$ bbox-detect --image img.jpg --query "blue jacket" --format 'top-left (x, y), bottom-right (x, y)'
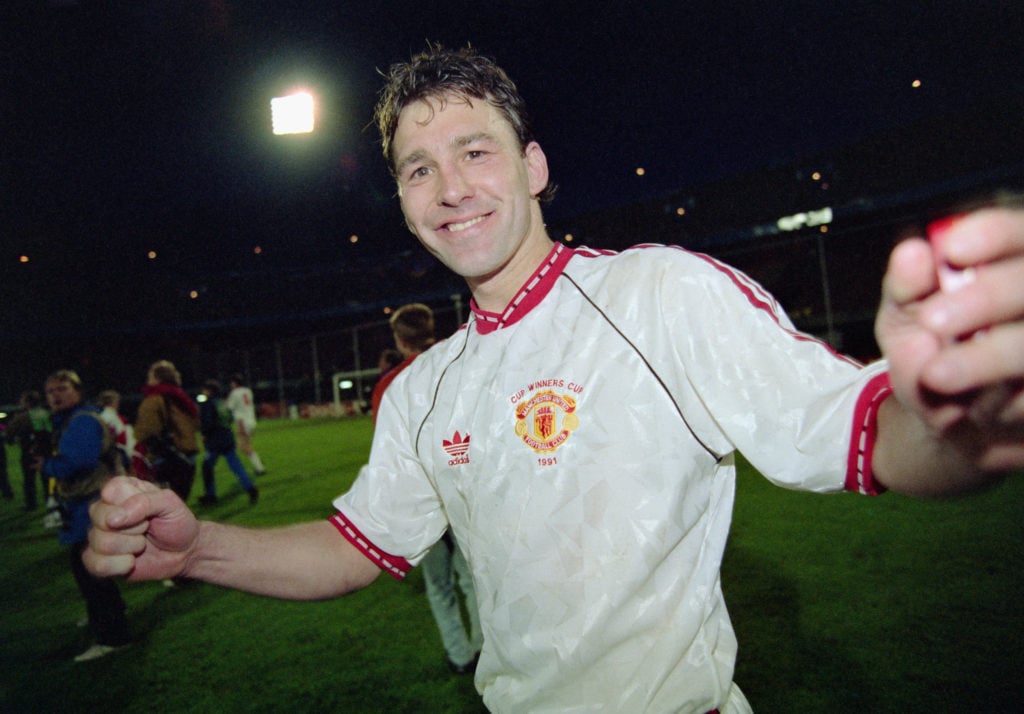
top-left (44, 404), bottom-right (105, 545)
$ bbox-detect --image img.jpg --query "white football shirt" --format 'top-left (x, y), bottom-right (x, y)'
top-left (333, 243), bottom-right (890, 713)
top-left (226, 386), bottom-right (257, 431)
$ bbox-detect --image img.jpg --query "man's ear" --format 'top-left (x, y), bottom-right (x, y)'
top-left (524, 141), bottom-right (549, 199)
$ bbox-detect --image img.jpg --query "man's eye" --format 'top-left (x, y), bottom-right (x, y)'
top-left (466, 150), bottom-right (485, 160)
top-left (409, 166), bottom-right (430, 180)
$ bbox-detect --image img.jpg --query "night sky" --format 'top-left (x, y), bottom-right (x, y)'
top-left (2, 1), bottom-right (1023, 396)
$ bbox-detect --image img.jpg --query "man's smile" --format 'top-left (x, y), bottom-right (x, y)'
top-left (441, 214), bottom-right (490, 234)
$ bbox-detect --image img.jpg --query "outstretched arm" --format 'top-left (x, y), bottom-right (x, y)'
top-left (85, 476), bottom-right (380, 599)
top-left (873, 205), bottom-right (1024, 496)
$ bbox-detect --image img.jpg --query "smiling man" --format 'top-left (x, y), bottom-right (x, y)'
top-left (392, 97), bottom-right (552, 311)
top-left (85, 45), bottom-right (1024, 713)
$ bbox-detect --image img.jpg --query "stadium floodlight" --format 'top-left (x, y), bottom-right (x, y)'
top-left (271, 92), bottom-right (315, 135)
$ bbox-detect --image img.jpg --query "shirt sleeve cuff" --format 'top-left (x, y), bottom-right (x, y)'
top-left (328, 511), bottom-right (413, 580)
top-left (844, 370), bottom-right (893, 496)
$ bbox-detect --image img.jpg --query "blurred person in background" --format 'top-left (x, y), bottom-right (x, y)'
top-left (97, 390), bottom-right (135, 475)
top-left (226, 374), bottom-right (266, 476)
top-left (379, 348), bottom-right (404, 374)
top-left (364, 348), bottom-right (405, 413)
top-left (134, 360), bottom-right (199, 501)
top-left (37, 369), bottom-right (130, 662)
top-left (197, 379), bottom-right (259, 506)
top-left (370, 305), bottom-right (435, 419)
top-left (5, 389), bottom-right (52, 511)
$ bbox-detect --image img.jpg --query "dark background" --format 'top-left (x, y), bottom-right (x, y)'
top-left (2, 1), bottom-right (1023, 402)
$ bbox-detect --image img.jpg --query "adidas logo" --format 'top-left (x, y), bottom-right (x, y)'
top-left (442, 431), bottom-right (471, 465)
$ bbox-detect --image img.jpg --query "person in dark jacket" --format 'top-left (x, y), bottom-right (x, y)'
top-left (37, 369), bottom-right (130, 662)
top-left (198, 380), bottom-right (258, 506)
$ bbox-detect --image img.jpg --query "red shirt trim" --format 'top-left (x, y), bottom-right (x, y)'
top-left (686, 247), bottom-right (861, 367)
top-left (328, 512), bottom-right (412, 580)
top-left (470, 243), bottom-right (574, 334)
top-left (845, 371), bottom-right (893, 495)
top-left (574, 244), bottom-right (863, 366)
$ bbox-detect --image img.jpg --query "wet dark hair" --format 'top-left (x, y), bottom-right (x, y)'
top-left (374, 43), bottom-right (556, 204)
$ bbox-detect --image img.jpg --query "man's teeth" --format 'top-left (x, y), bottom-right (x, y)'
top-left (447, 216), bottom-right (486, 233)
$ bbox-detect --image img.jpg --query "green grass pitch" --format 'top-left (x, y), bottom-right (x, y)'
top-left (2, 416), bottom-right (1021, 712)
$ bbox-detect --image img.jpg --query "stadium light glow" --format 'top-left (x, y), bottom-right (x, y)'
top-left (271, 92), bottom-right (315, 135)
top-left (777, 206), bottom-right (833, 232)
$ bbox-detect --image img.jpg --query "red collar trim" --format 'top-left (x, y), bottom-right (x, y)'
top-left (470, 243), bottom-right (574, 334)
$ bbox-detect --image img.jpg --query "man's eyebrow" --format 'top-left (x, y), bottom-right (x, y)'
top-left (395, 149), bottom-right (428, 178)
top-left (395, 132), bottom-right (500, 177)
top-left (452, 131), bottom-right (497, 148)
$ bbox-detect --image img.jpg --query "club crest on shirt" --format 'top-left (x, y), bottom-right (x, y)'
top-left (514, 390), bottom-right (579, 453)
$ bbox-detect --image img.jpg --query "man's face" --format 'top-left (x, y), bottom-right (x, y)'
top-left (45, 379), bottom-right (82, 413)
top-left (393, 96), bottom-right (549, 294)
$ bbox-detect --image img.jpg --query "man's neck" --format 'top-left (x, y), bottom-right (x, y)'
top-left (468, 235), bottom-right (556, 313)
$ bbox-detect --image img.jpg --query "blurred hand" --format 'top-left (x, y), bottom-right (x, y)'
top-left (876, 205), bottom-right (1024, 471)
top-left (84, 476), bottom-right (200, 581)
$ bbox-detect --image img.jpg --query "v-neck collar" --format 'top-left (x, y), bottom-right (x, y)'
top-left (469, 243), bottom-right (574, 335)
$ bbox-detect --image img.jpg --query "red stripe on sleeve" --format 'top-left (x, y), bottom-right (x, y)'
top-left (688, 248), bottom-right (861, 366)
top-left (845, 371), bottom-right (893, 495)
top-left (328, 512), bottom-right (412, 580)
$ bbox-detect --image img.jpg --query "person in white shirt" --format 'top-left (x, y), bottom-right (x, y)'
top-left (226, 374), bottom-right (266, 476)
top-left (85, 45), bottom-right (1024, 713)
top-left (97, 390), bottom-right (135, 475)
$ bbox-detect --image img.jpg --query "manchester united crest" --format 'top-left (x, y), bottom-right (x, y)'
top-left (514, 389), bottom-right (579, 453)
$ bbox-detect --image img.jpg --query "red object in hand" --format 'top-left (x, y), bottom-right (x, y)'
top-left (927, 213), bottom-right (975, 292)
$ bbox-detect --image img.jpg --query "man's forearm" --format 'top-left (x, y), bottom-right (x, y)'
top-left (184, 519), bottom-right (381, 600)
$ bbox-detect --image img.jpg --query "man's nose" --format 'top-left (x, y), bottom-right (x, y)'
top-left (437, 164), bottom-right (472, 206)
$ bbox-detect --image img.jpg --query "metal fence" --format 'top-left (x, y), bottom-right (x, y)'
top-left (192, 296), bottom-right (469, 417)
